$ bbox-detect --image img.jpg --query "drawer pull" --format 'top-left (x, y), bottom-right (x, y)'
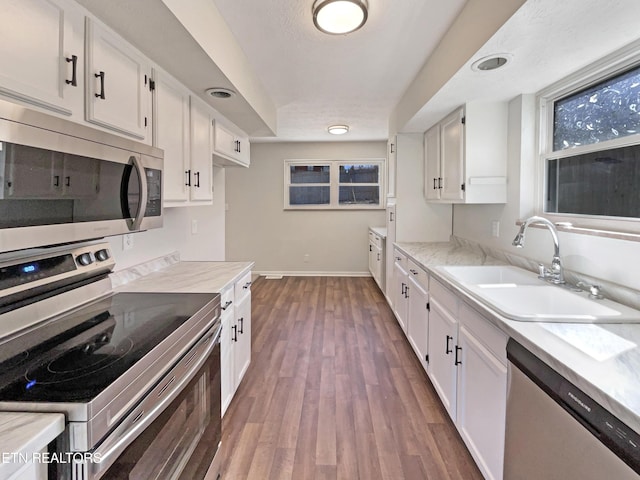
top-left (238, 317), bottom-right (244, 334)
top-left (455, 346), bottom-right (462, 365)
top-left (243, 281), bottom-right (252, 289)
top-left (410, 269), bottom-right (418, 275)
top-left (222, 300), bottom-right (233, 310)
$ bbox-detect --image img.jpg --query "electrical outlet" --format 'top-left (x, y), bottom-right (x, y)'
top-left (191, 219), bottom-right (198, 235)
top-left (491, 221), bottom-right (500, 238)
top-left (122, 233), bottom-right (134, 251)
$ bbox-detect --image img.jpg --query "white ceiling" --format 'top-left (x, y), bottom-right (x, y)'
top-left (75, 0), bottom-right (640, 143)
top-left (212, 0), bottom-right (467, 142)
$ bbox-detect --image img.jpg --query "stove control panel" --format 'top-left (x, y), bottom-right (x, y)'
top-left (0, 243), bottom-right (114, 299)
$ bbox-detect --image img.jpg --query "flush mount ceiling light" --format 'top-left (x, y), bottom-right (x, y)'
top-left (328, 125), bottom-right (349, 135)
top-left (313, 0), bottom-right (368, 35)
top-left (205, 87), bottom-right (236, 99)
top-left (471, 54), bottom-right (513, 72)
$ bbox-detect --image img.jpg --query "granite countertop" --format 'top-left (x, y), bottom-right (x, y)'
top-left (114, 261), bottom-right (255, 294)
top-left (369, 226), bottom-right (387, 239)
top-left (396, 241), bottom-right (640, 434)
top-left (0, 412), bottom-right (64, 478)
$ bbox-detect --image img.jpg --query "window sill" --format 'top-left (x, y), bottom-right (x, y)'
top-left (515, 220), bottom-right (640, 242)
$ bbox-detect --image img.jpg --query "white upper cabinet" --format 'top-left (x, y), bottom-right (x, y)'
top-left (153, 69), bottom-right (190, 203)
top-left (212, 120), bottom-right (250, 167)
top-left (424, 102), bottom-right (508, 204)
top-left (85, 18), bottom-right (151, 142)
top-left (0, 0), bottom-right (84, 118)
top-left (189, 97), bottom-right (214, 203)
top-left (153, 69), bottom-right (214, 207)
top-left (423, 124), bottom-right (441, 201)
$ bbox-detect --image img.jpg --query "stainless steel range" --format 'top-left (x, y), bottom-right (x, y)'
top-left (0, 242), bottom-right (222, 480)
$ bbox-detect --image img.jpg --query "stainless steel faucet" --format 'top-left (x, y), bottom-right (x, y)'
top-left (512, 216), bottom-right (565, 284)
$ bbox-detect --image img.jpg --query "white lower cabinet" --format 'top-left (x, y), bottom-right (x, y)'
top-left (220, 269), bottom-right (253, 417)
top-left (406, 268), bottom-right (429, 373)
top-left (427, 294), bottom-right (459, 419)
top-left (392, 250), bottom-right (409, 333)
top-left (428, 278), bottom-right (508, 480)
top-left (368, 229), bottom-right (385, 291)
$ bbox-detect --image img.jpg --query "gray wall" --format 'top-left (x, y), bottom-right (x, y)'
top-left (225, 141), bottom-right (386, 275)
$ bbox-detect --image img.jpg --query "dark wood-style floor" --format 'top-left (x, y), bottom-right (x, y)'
top-left (218, 276), bottom-right (483, 480)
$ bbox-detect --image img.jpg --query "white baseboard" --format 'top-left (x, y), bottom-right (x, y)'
top-left (255, 271), bottom-right (372, 278)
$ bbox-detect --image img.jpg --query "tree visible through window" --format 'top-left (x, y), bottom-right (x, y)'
top-left (544, 60), bottom-right (640, 220)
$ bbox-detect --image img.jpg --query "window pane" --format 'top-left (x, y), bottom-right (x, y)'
top-left (545, 144), bottom-right (640, 218)
top-left (339, 186), bottom-right (380, 205)
top-left (339, 164), bottom-right (379, 183)
top-left (289, 186), bottom-right (330, 205)
top-left (290, 165), bottom-right (330, 184)
top-left (553, 64), bottom-right (640, 151)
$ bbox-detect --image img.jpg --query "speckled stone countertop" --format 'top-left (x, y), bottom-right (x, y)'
top-left (0, 412), bottom-right (64, 478)
top-left (369, 226), bottom-right (387, 239)
top-left (114, 261), bottom-right (255, 294)
top-left (395, 240), bottom-right (640, 434)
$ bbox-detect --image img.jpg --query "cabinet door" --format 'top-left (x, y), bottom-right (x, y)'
top-left (427, 299), bottom-right (458, 420)
top-left (189, 98), bottom-right (213, 202)
top-left (440, 108), bottom-right (465, 201)
top-left (456, 325), bottom-right (507, 480)
top-left (393, 261), bottom-right (408, 334)
top-left (220, 305), bottom-right (235, 417)
top-left (407, 276), bottom-right (429, 372)
top-left (0, 0), bottom-right (83, 118)
top-left (213, 121), bottom-right (238, 159)
top-left (153, 70), bottom-right (190, 203)
top-left (424, 124), bottom-right (441, 201)
top-left (373, 244), bottom-right (383, 288)
top-left (234, 293), bottom-right (252, 387)
top-left (85, 18), bottom-right (150, 141)
top-left (387, 136), bottom-right (397, 197)
top-left (368, 239), bottom-right (376, 277)
top-left (236, 136), bottom-right (251, 167)
top-left (385, 204), bottom-right (396, 305)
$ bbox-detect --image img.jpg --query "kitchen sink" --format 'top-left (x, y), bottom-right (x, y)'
top-left (436, 265), bottom-right (640, 323)
top-left (440, 265), bottom-right (542, 286)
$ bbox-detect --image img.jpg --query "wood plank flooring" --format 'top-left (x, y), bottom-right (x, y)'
top-left (218, 276), bottom-right (483, 480)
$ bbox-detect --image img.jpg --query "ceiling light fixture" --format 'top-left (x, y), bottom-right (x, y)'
top-left (471, 54), bottom-right (513, 72)
top-left (328, 125), bottom-right (349, 135)
top-left (313, 0), bottom-right (368, 35)
top-left (205, 87), bottom-right (236, 99)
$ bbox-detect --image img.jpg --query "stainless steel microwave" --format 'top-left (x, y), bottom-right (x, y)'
top-left (0, 99), bottom-right (163, 253)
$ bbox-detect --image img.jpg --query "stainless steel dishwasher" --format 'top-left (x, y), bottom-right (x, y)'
top-left (504, 339), bottom-right (640, 480)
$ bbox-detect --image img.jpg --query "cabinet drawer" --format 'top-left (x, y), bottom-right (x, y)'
top-left (407, 258), bottom-right (428, 291)
top-left (220, 285), bottom-right (234, 312)
top-left (235, 270), bottom-right (252, 302)
top-left (459, 301), bottom-right (507, 364)
top-left (369, 231), bottom-right (382, 248)
top-left (431, 278), bottom-right (458, 317)
top-left (393, 248), bottom-right (407, 270)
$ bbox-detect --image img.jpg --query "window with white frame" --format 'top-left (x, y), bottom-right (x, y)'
top-left (284, 160), bottom-right (384, 209)
top-left (540, 48), bottom-right (640, 230)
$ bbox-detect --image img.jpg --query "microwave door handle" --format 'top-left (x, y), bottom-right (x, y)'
top-left (129, 155), bottom-right (148, 231)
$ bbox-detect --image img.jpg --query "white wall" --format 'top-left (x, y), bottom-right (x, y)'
top-left (453, 95), bottom-right (640, 292)
top-left (225, 141), bottom-right (387, 275)
top-left (109, 165), bottom-right (226, 270)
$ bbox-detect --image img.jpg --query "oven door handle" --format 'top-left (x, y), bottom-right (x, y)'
top-left (88, 322), bottom-right (221, 479)
top-left (129, 155), bottom-right (148, 231)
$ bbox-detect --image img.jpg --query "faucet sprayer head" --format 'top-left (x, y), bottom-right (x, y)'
top-left (512, 225), bottom-right (526, 248)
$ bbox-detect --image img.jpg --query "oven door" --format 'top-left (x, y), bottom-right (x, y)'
top-left (60, 322), bottom-right (222, 480)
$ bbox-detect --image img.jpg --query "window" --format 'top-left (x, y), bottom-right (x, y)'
top-left (540, 46), bottom-right (640, 230)
top-left (284, 160), bottom-right (384, 209)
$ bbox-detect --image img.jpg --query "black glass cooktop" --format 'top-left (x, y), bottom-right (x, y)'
top-left (0, 292), bottom-right (216, 403)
